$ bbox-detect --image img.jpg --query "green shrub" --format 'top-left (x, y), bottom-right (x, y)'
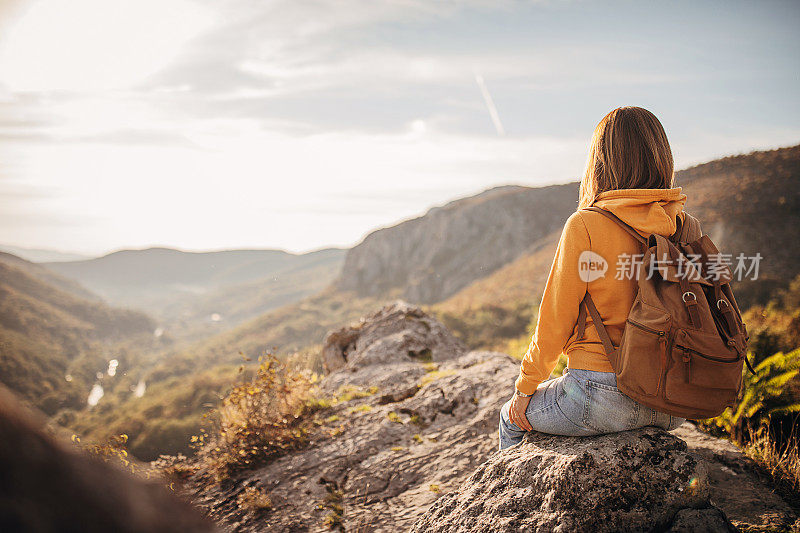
top-left (703, 349), bottom-right (800, 443)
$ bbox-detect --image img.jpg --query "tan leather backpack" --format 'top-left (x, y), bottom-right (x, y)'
top-left (576, 207), bottom-right (753, 419)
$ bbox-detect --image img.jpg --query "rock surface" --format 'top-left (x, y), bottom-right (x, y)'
top-left (411, 427), bottom-right (729, 532)
top-left (672, 424), bottom-right (800, 532)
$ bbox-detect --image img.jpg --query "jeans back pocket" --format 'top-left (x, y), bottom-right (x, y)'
top-left (584, 380), bottom-right (639, 433)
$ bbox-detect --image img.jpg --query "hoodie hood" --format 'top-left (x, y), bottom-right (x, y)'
top-left (592, 187), bottom-right (686, 237)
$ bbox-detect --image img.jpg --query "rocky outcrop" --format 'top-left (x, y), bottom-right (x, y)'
top-left (335, 184), bottom-right (578, 304)
top-left (185, 302), bottom-right (798, 532)
top-left (671, 424), bottom-right (800, 531)
top-left (193, 303), bottom-right (517, 531)
top-left (412, 428), bottom-right (732, 532)
top-left (321, 300), bottom-right (466, 375)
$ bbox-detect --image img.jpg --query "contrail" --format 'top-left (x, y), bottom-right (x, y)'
top-left (475, 73), bottom-right (505, 136)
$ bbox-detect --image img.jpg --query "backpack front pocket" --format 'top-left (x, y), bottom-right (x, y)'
top-left (616, 316), bottom-right (669, 398)
top-left (664, 344), bottom-right (742, 415)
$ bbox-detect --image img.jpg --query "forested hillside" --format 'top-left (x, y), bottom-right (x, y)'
top-left (0, 254), bottom-right (156, 414)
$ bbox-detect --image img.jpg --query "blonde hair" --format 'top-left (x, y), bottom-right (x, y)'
top-left (578, 106), bottom-right (674, 209)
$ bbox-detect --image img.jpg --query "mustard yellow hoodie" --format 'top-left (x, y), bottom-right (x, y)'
top-left (515, 187), bottom-right (689, 395)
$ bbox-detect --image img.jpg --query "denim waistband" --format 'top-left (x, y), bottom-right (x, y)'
top-left (565, 367), bottom-right (618, 387)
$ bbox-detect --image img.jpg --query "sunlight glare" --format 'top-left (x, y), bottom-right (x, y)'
top-left (0, 0), bottom-right (213, 92)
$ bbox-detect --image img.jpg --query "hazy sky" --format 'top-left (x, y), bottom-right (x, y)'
top-left (1, 0), bottom-right (798, 256)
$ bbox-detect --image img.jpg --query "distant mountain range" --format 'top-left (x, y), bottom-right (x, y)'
top-left (43, 247), bottom-right (347, 335)
top-left (0, 245), bottom-right (92, 263)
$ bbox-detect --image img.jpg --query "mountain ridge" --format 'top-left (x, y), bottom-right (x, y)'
top-left (0, 245), bottom-right (92, 263)
top-left (335, 182), bottom-right (578, 304)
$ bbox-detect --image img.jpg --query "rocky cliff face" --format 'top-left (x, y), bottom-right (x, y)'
top-left (335, 183), bottom-right (578, 304)
top-left (183, 302), bottom-right (798, 532)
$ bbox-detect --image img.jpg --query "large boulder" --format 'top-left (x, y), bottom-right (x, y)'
top-left (412, 428), bottom-right (734, 533)
top-left (321, 300), bottom-right (466, 376)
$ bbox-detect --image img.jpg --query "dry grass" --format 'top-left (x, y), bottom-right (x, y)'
top-left (72, 433), bottom-right (134, 473)
top-left (195, 353), bottom-right (318, 481)
top-left (319, 484), bottom-right (344, 531)
top-left (172, 357), bottom-right (381, 487)
top-left (743, 425), bottom-right (800, 500)
top-left (386, 411), bottom-right (403, 424)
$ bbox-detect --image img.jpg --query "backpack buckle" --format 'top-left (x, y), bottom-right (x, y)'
top-left (716, 299), bottom-right (729, 310)
top-left (682, 291), bottom-right (697, 303)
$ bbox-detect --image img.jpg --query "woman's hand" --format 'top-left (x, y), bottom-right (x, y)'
top-left (509, 392), bottom-right (533, 431)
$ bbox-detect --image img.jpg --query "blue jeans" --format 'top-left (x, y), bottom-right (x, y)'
top-left (498, 368), bottom-right (685, 450)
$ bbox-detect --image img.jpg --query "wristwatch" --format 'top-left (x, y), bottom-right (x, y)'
top-left (515, 389), bottom-right (534, 398)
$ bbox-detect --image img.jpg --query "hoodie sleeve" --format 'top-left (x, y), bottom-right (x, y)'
top-left (515, 211), bottom-right (590, 395)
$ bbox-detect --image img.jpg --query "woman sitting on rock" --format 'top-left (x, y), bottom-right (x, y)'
top-left (499, 106), bottom-right (686, 449)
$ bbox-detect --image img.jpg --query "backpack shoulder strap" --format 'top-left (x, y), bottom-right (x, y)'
top-left (578, 206), bottom-right (653, 364)
top-left (675, 212), bottom-right (702, 242)
top-left (582, 206), bottom-right (648, 246)
top-left (581, 293), bottom-right (617, 359)
top-left (577, 206), bottom-right (640, 362)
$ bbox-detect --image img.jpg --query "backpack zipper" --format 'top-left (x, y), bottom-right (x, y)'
top-left (627, 319), bottom-right (666, 337)
top-left (657, 330), bottom-right (674, 398)
top-left (673, 344), bottom-right (740, 363)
